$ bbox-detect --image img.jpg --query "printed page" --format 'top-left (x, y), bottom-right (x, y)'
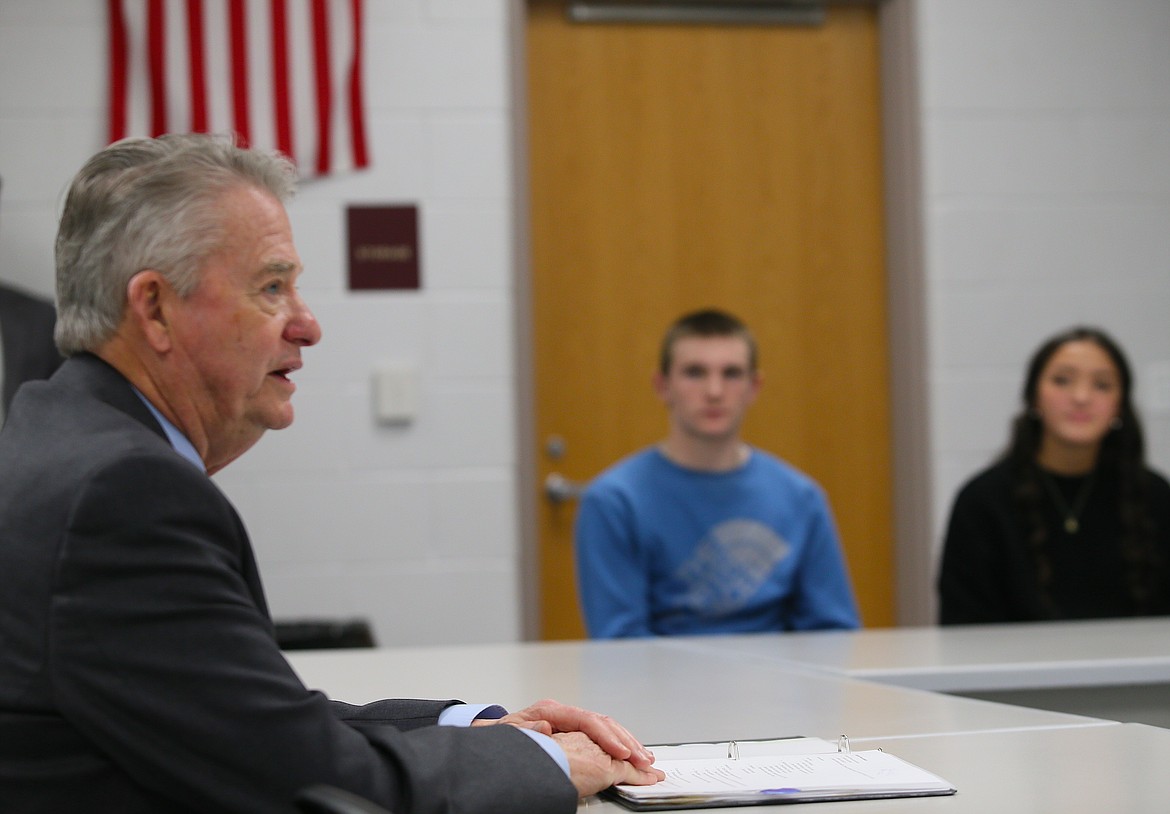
top-left (616, 750), bottom-right (954, 803)
top-left (650, 737), bottom-right (838, 762)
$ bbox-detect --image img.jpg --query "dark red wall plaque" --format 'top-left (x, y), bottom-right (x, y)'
top-left (347, 205), bottom-right (421, 290)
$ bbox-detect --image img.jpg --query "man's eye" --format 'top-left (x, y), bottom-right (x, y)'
top-left (263, 281), bottom-right (283, 295)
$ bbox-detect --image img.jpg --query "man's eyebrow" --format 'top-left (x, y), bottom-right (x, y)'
top-left (260, 260), bottom-right (300, 276)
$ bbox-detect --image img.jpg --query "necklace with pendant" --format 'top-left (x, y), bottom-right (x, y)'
top-left (1040, 470), bottom-right (1095, 534)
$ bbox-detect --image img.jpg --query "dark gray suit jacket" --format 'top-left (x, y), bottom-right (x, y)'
top-left (0, 282), bottom-right (62, 412)
top-left (0, 354), bottom-right (575, 813)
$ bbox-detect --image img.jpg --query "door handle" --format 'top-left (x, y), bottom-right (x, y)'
top-left (544, 472), bottom-right (586, 505)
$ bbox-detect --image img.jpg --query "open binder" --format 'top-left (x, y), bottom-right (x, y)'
top-left (604, 736), bottom-right (957, 810)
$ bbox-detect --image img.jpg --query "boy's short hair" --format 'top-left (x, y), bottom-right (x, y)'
top-left (659, 308), bottom-right (757, 375)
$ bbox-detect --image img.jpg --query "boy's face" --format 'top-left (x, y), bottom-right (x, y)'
top-left (655, 335), bottom-right (760, 444)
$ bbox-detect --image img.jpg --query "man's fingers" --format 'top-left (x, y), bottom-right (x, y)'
top-left (614, 761), bottom-right (667, 786)
top-left (573, 712), bottom-right (656, 768)
top-left (509, 720), bottom-right (554, 735)
top-left (510, 699), bottom-right (658, 768)
top-left (556, 731), bottom-right (664, 798)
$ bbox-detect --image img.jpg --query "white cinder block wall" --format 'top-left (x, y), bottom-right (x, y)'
top-left (2, 0), bottom-right (1168, 637)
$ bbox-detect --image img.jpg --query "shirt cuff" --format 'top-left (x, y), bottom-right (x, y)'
top-left (518, 729), bottom-right (571, 778)
top-left (437, 703), bottom-right (507, 727)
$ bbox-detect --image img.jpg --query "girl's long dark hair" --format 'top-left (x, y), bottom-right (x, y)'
top-left (1003, 326), bottom-right (1158, 616)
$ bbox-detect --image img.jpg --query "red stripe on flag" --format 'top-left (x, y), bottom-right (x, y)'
top-left (270, 0), bottom-right (294, 160)
top-left (228, 0), bottom-right (251, 147)
top-left (310, 0), bottom-right (332, 176)
top-left (186, 0), bottom-right (208, 132)
top-left (146, 0), bottom-right (167, 137)
top-left (107, 0), bottom-right (129, 143)
top-left (348, 0), bottom-right (368, 169)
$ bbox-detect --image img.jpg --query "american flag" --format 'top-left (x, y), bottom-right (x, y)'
top-left (107, 0), bottom-right (369, 179)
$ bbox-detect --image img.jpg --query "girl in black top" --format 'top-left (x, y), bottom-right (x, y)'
top-left (938, 327), bottom-right (1170, 625)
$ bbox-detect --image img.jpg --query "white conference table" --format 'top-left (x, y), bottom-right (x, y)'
top-left (662, 617), bottom-right (1170, 692)
top-left (663, 618), bottom-right (1170, 728)
top-left (286, 620), bottom-right (1170, 812)
top-left (288, 637), bottom-right (1102, 745)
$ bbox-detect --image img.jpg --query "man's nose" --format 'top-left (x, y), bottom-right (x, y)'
top-left (286, 296), bottom-right (323, 346)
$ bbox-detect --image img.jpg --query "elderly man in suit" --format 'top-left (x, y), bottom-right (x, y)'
top-left (0, 134), bottom-right (661, 813)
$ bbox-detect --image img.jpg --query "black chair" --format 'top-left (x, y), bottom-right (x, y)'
top-left (295, 784), bottom-right (393, 814)
top-left (274, 618), bottom-right (376, 651)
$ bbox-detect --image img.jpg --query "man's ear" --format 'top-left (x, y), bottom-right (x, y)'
top-left (652, 370), bottom-right (669, 403)
top-left (125, 270), bottom-right (173, 353)
top-left (746, 368), bottom-right (763, 404)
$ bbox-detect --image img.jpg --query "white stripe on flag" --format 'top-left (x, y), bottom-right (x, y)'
top-left (247, 0), bottom-right (273, 154)
top-left (204, 0), bottom-right (233, 137)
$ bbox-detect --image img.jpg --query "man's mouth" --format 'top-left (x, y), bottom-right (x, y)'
top-left (270, 362), bottom-right (301, 382)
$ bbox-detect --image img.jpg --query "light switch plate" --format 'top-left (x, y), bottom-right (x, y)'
top-left (372, 364), bottom-right (418, 425)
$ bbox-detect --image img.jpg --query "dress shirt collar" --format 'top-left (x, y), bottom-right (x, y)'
top-left (131, 387), bottom-right (205, 473)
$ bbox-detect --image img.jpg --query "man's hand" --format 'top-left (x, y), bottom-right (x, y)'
top-left (475, 698), bottom-right (657, 771)
top-left (553, 731), bottom-right (665, 798)
top-left (473, 697), bottom-right (666, 795)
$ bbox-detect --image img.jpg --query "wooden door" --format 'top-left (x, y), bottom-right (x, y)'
top-left (526, 1), bottom-right (893, 639)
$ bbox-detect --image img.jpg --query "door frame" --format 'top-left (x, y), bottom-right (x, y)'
top-left (508, 0), bottom-right (933, 635)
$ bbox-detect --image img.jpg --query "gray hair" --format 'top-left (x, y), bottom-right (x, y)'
top-left (54, 133), bottom-right (297, 355)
